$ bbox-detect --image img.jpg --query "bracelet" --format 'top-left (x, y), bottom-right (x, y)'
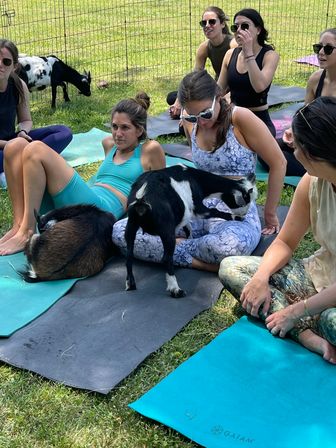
top-left (20, 129), bottom-right (28, 134)
top-left (303, 299), bottom-right (312, 317)
top-left (245, 54), bottom-right (255, 59)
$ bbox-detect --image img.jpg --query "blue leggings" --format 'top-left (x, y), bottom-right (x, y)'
top-left (0, 124), bottom-right (72, 172)
top-left (41, 171), bottom-right (125, 219)
top-left (112, 201), bottom-right (261, 267)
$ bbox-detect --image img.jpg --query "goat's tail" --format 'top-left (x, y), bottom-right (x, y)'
top-left (130, 198), bottom-right (152, 217)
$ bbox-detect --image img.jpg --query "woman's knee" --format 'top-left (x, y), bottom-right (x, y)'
top-left (22, 141), bottom-right (54, 163)
top-left (4, 137), bottom-right (29, 161)
top-left (318, 308), bottom-right (336, 345)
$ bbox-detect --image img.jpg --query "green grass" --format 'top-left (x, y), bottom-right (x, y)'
top-left (0, 1), bottom-right (324, 446)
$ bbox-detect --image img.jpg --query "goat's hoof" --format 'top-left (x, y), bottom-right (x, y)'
top-left (170, 289), bottom-right (186, 298)
top-left (125, 280), bottom-right (136, 291)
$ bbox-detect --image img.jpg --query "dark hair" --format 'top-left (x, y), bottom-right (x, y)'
top-left (292, 97), bottom-right (336, 167)
top-left (234, 8), bottom-right (274, 48)
top-left (0, 39), bottom-right (25, 104)
top-left (177, 69), bottom-right (232, 150)
top-left (320, 28), bottom-right (336, 38)
top-left (203, 6), bottom-right (231, 35)
top-left (111, 91), bottom-right (150, 140)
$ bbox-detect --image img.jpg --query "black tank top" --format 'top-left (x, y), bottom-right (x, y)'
top-left (0, 77), bottom-right (19, 141)
top-left (207, 35), bottom-right (233, 80)
top-left (227, 46), bottom-right (272, 107)
top-left (315, 70), bottom-right (326, 98)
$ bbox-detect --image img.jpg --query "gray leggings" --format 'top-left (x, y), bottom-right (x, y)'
top-left (219, 256), bottom-right (336, 344)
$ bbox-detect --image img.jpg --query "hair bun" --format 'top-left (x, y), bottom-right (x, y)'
top-left (134, 91), bottom-right (151, 111)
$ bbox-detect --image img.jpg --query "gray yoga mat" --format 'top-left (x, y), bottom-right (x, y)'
top-left (268, 84), bottom-right (305, 106)
top-left (0, 258), bottom-right (222, 394)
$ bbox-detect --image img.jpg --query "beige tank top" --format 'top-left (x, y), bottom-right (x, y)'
top-left (303, 177), bottom-right (336, 292)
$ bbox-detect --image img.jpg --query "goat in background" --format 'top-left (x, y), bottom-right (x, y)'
top-left (22, 204), bottom-right (117, 282)
top-left (18, 55), bottom-right (91, 108)
top-left (125, 164), bottom-right (257, 298)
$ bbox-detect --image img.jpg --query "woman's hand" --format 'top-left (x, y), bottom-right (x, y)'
top-left (265, 305), bottom-right (299, 337)
top-left (240, 276), bottom-right (272, 318)
top-left (17, 130), bottom-right (32, 142)
top-left (237, 29), bottom-right (254, 58)
top-left (262, 211), bottom-right (280, 235)
top-left (282, 127), bottom-right (294, 148)
top-left (169, 99), bottom-right (181, 119)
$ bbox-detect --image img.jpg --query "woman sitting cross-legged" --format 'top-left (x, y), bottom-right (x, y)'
top-left (219, 97), bottom-right (336, 364)
top-left (0, 92), bottom-right (166, 255)
top-left (112, 70), bottom-right (286, 273)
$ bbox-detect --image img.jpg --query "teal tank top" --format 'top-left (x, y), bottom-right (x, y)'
top-left (95, 143), bottom-right (144, 197)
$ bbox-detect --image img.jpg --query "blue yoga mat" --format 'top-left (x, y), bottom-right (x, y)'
top-left (0, 253), bottom-right (77, 336)
top-left (130, 316), bottom-right (336, 448)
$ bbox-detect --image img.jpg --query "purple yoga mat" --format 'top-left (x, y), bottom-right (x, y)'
top-left (294, 54), bottom-right (319, 67)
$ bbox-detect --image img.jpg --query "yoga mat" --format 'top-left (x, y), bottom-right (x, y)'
top-left (268, 84), bottom-right (305, 106)
top-left (61, 127), bottom-right (108, 167)
top-left (271, 101), bottom-right (305, 140)
top-left (0, 257), bottom-right (222, 394)
top-left (295, 54), bottom-right (319, 67)
top-left (0, 253), bottom-right (77, 336)
top-left (130, 316), bottom-right (336, 448)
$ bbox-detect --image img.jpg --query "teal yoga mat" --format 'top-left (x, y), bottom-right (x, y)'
top-left (62, 127), bottom-right (108, 167)
top-left (0, 253), bottom-right (77, 336)
top-left (130, 316), bottom-right (336, 448)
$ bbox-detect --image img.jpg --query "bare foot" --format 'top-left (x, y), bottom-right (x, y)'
top-left (298, 329), bottom-right (336, 364)
top-left (0, 225), bottom-right (20, 245)
top-left (0, 230), bottom-right (32, 256)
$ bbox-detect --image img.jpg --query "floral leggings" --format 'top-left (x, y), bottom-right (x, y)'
top-left (219, 255), bottom-right (336, 344)
top-left (112, 201), bottom-right (261, 268)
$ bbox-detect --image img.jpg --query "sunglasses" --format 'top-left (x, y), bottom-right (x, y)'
top-left (230, 23), bottom-right (249, 33)
top-left (312, 43), bottom-right (336, 56)
top-left (199, 18), bottom-right (217, 28)
top-left (181, 96), bottom-right (216, 123)
top-left (1, 57), bottom-right (13, 67)
top-left (294, 103), bottom-right (313, 131)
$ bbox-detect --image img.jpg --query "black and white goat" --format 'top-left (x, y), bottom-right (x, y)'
top-left (18, 55), bottom-right (91, 108)
top-left (125, 165), bottom-right (257, 298)
top-left (22, 204), bottom-right (117, 282)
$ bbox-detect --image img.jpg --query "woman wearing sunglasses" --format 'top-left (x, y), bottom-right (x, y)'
top-left (167, 6), bottom-right (236, 121)
top-left (217, 8), bottom-right (279, 137)
top-left (0, 39), bottom-right (72, 183)
top-left (220, 97), bottom-right (336, 364)
top-left (279, 28), bottom-right (336, 176)
top-left (112, 70), bottom-right (286, 272)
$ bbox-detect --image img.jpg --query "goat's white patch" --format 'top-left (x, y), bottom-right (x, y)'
top-left (18, 56), bottom-right (57, 90)
top-left (135, 182), bottom-right (147, 200)
top-left (45, 219), bottom-right (57, 229)
top-left (165, 273), bottom-right (180, 294)
top-left (27, 264), bottom-right (37, 279)
top-left (170, 178), bottom-right (194, 230)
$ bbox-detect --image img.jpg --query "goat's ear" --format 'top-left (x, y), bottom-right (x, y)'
top-left (87, 71), bottom-right (91, 82)
top-left (34, 209), bottom-right (42, 230)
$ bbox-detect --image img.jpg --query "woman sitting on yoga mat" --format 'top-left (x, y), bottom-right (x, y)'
top-left (167, 6), bottom-right (236, 121)
top-left (0, 92), bottom-right (165, 255)
top-left (217, 8), bottom-right (279, 137)
top-left (112, 70), bottom-right (286, 272)
top-left (279, 28), bottom-right (336, 176)
top-left (219, 97), bottom-right (336, 364)
top-left (0, 39), bottom-right (72, 182)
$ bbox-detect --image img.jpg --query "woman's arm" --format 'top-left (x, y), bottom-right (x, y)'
top-left (141, 140), bottom-right (166, 171)
top-left (266, 282), bottom-right (336, 337)
top-left (233, 107), bottom-right (286, 231)
top-left (101, 135), bottom-right (114, 156)
top-left (16, 81), bottom-right (33, 137)
top-left (217, 49), bottom-right (234, 93)
top-left (305, 70), bottom-right (321, 103)
top-left (194, 41), bottom-right (208, 71)
top-left (244, 49), bottom-right (279, 93)
top-left (241, 174), bottom-right (312, 317)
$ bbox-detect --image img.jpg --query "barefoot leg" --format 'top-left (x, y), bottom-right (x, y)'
top-left (298, 329), bottom-right (336, 364)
